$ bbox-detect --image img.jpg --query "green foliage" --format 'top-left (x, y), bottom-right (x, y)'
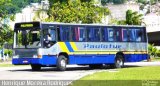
top-left (4, 49), bottom-right (13, 56)
top-left (117, 20), bottom-right (126, 25)
top-left (110, 10), bottom-right (142, 25)
top-left (101, 0), bottom-right (126, 5)
top-left (148, 44), bottom-right (160, 57)
top-left (0, 25), bottom-right (13, 47)
top-left (113, 0), bottom-right (126, 4)
top-left (0, 0), bottom-right (41, 20)
top-left (126, 10), bottom-right (143, 25)
top-left (137, 0), bottom-right (160, 5)
top-left (47, 0), bottom-right (110, 23)
top-left (101, 0), bottom-right (108, 6)
top-left (137, 0), bottom-right (147, 4)
top-left (0, 0), bottom-right (40, 48)
top-left (109, 19), bottom-right (126, 25)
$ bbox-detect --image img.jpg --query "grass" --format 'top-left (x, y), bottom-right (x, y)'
top-left (0, 63), bottom-right (17, 67)
top-left (0, 58), bottom-right (29, 67)
top-left (0, 63), bottom-right (29, 67)
top-left (71, 66), bottom-right (160, 86)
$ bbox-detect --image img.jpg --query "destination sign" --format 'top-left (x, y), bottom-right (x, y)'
top-left (20, 24), bottom-right (33, 28)
top-left (14, 22), bottom-right (40, 29)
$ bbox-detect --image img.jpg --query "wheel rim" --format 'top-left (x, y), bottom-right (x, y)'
top-left (60, 59), bottom-right (66, 67)
top-left (116, 59), bottom-right (123, 68)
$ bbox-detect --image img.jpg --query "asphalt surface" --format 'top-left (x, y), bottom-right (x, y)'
top-left (0, 62), bottom-right (159, 80)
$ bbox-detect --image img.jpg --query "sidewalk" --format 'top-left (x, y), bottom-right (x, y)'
top-left (0, 60), bottom-right (12, 64)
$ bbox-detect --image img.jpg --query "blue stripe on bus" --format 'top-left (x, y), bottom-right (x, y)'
top-left (65, 42), bottom-right (74, 52)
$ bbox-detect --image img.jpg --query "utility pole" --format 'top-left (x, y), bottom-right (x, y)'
top-left (147, 0), bottom-right (151, 13)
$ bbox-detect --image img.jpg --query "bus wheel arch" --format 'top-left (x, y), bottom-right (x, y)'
top-left (57, 52), bottom-right (68, 71)
top-left (58, 52), bottom-right (69, 64)
top-left (114, 52), bottom-right (125, 68)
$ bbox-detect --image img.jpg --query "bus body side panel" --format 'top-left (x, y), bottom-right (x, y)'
top-left (58, 42), bottom-right (148, 64)
top-left (68, 54), bottom-right (148, 64)
top-left (68, 54), bottom-right (115, 64)
top-left (124, 54), bottom-right (148, 62)
top-left (40, 55), bottom-right (57, 65)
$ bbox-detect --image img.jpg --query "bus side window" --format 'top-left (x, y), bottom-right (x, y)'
top-left (71, 26), bottom-right (82, 42)
top-left (93, 28), bottom-right (100, 41)
top-left (115, 29), bottom-right (120, 41)
top-left (108, 28), bottom-right (120, 42)
top-left (122, 29), bottom-right (128, 42)
top-left (79, 27), bottom-right (86, 41)
top-left (86, 27), bottom-right (100, 42)
top-left (49, 29), bottom-right (56, 41)
top-left (129, 29), bottom-right (136, 42)
top-left (60, 26), bottom-right (70, 41)
top-left (108, 28), bottom-right (114, 42)
top-left (135, 29), bottom-right (143, 42)
top-left (71, 27), bottom-right (76, 41)
top-left (142, 29), bottom-right (146, 42)
top-left (101, 28), bottom-right (108, 41)
top-left (86, 28), bottom-right (92, 41)
top-left (129, 29), bottom-right (143, 42)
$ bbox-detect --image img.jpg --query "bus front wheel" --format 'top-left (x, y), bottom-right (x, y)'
top-left (31, 64), bottom-right (41, 71)
top-left (57, 55), bottom-right (67, 71)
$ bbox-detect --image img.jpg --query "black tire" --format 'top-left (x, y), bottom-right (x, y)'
top-left (89, 64), bottom-right (103, 69)
top-left (31, 64), bottom-right (41, 71)
top-left (114, 55), bottom-right (124, 68)
top-left (57, 55), bottom-right (67, 71)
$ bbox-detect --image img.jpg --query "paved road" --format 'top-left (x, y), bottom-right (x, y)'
top-left (0, 62), bottom-right (159, 80)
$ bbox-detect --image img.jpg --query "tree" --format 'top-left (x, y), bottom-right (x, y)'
top-left (148, 44), bottom-right (160, 57)
top-left (113, 0), bottom-right (126, 4)
top-left (99, 0), bottom-right (128, 5)
top-left (33, 9), bottom-right (48, 21)
top-left (0, 0), bottom-right (40, 48)
top-left (126, 10), bottom-right (143, 25)
top-left (0, 25), bottom-right (13, 47)
top-left (47, 0), bottom-right (110, 23)
top-left (101, 0), bottom-right (108, 6)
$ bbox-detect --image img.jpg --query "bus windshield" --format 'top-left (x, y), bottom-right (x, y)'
top-left (15, 29), bottom-right (41, 48)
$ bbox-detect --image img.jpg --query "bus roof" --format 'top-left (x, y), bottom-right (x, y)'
top-left (15, 21), bottom-right (145, 28)
top-left (41, 22), bottom-right (145, 28)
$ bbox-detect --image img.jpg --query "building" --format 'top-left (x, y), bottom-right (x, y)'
top-left (9, 0), bottom-right (49, 29)
top-left (107, 3), bottom-right (140, 20)
top-left (143, 13), bottom-right (160, 46)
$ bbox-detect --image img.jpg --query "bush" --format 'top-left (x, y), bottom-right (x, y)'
top-left (4, 49), bottom-right (13, 57)
top-left (148, 44), bottom-right (160, 57)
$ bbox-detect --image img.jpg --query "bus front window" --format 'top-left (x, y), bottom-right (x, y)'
top-left (15, 29), bottom-right (41, 48)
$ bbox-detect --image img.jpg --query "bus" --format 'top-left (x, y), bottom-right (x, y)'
top-left (12, 22), bottom-right (148, 71)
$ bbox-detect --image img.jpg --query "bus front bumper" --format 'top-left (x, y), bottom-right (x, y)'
top-left (12, 56), bottom-right (57, 65)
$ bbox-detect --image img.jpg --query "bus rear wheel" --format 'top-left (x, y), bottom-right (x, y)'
top-left (114, 55), bottom-right (124, 68)
top-left (31, 64), bottom-right (41, 71)
top-left (57, 55), bottom-right (67, 71)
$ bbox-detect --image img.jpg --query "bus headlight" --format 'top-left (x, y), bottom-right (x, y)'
top-left (33, 55), bottom-right (38, 58)
top-left (13, 55), bottom-right (19, 58)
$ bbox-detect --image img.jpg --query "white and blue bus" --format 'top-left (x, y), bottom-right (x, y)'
top-left (12, 22), bottom-right (148, 71)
